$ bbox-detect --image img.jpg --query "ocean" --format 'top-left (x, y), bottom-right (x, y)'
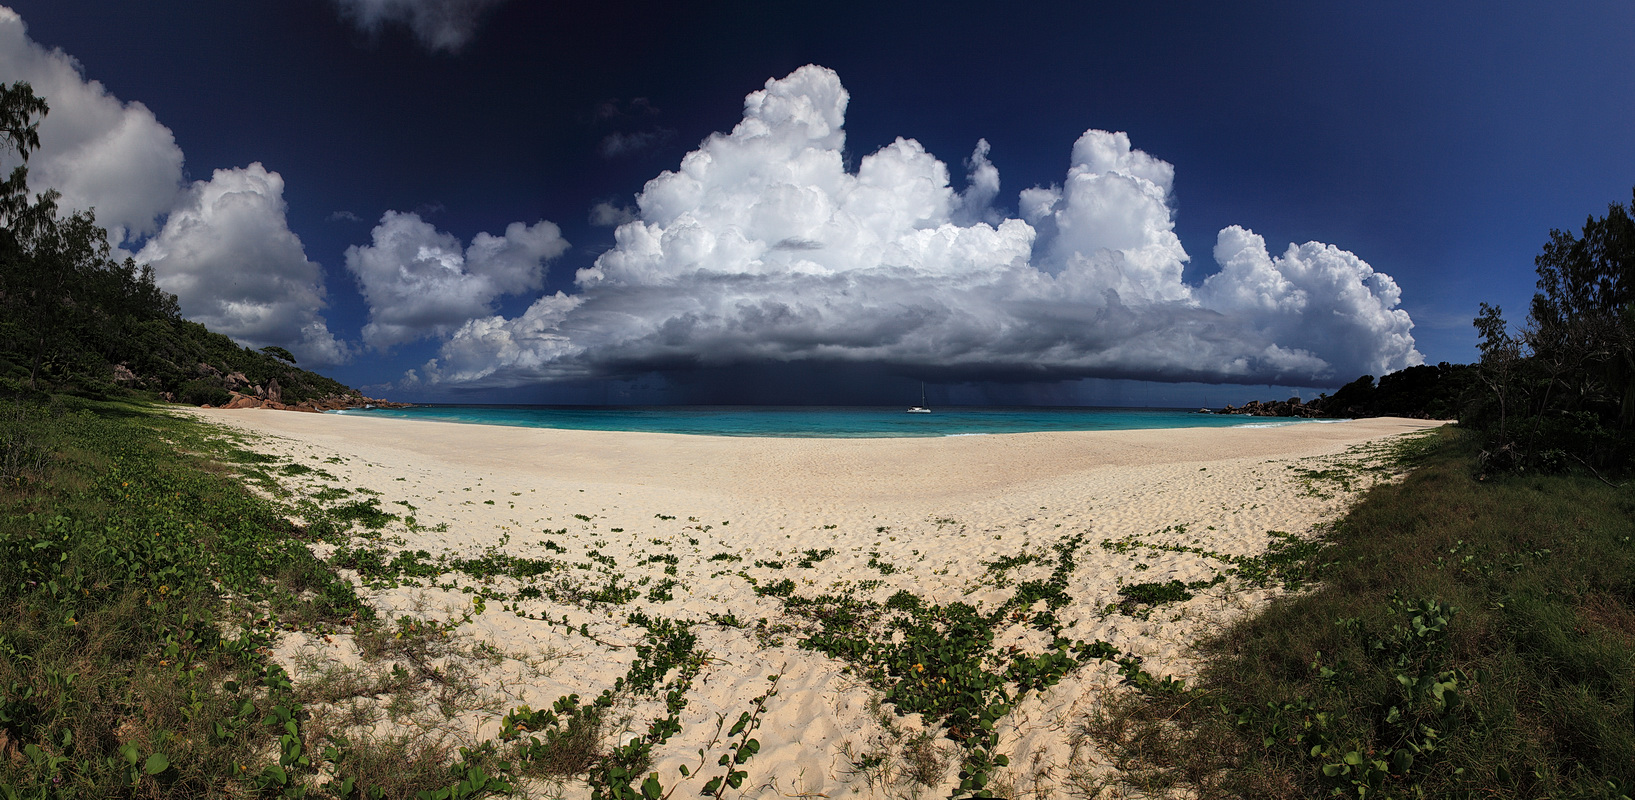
top-left (330, 405), bottom-right (1337, 438)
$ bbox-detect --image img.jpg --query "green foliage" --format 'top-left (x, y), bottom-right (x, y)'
top-left (1325, 364), bottom-right (1481, 420)
top-left (583, 614), bottom-right (706, 800)
top-left (0, 400), bottom-right (55, 486)
top-left (260, 346), bottom-right (297, 365)
top-left (796, 547), bottom-right (836, 567)
top-left (0, 80), bottom-right (49, 159)
top-left (500, 694), bottom-right (606, 777)
top-left (753, 578), bottom-right (796, 598)
top-left (1229, 363), bottom-right (1480, 420)
top-left (0, 81), bottom-right (361, 407)
top-left (865, 551), bottom-right (898, 575)
top-left (771, 532), bottom-right (1114, 796)
top-left (0, 397), bottom-right (373, 797)
top-left (1118, 579), bottom-right (1201, 614)
top-left (1088, 429), bottom-right (1635, 799)
top-left (1469, 186), bottom-right (1635, 473)
top-left (327, 498), bottom-right (398, 531)
top-left (1105, 523), bottom-right (1336, 600)
top-left (1227, 530), bottom-right (1327, 590)
top-left (172, 378), bottom-right (229, 408)
top-left (645, 577), bottom-right (678, 603)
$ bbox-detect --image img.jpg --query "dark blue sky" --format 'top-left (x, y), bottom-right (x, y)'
top-left (6, 1), bottom-right (1633, 405)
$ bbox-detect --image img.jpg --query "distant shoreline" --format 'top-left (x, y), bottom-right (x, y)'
top-left (310, 403), bottom-right (1392, 439)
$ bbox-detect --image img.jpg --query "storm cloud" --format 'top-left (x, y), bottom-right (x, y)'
top-left (416, 65), bottom-right (1420, 389)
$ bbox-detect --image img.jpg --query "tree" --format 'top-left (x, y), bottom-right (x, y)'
top-left (1472, 302), bottom-right (1524, 438)
top-left (1324, 374), bottom-right (1377, 416)
top-left (0, 82), bottom-right (113, 389)
top-left (1529, 187), bottom-right (1635, 432)
top-left (12, 204), bottom-right (112, 388)
top-left (0, 80), bottom-right (48, 224)
top-left (260, 345), bottom-right (297, 365)
top-left (0, 81), bottom-right (179, 392)
top-left (0, 81), bottom-right (357, 406)
top-left (0, 80), bottom-right (59, 389)
top-left (1470, 186), bottom-right (1635, 472)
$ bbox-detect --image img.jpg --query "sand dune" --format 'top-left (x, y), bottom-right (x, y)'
top-left (184, 408), bottom-right (1443, 798)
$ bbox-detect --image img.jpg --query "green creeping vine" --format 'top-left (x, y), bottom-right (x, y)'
top-left (767, 533), bottom-right (1108, 796)
top-left (1210, 597), bottom-right (1478, 800)
top-left (493, 612), bottom-right (712, 800)
top-left (1101, 525), bottom-right (1329, 608)
top-left (580, 614), bottom-right (707, 799)
top-left (978, 551), bottom-right (1041, 588)
top-left (1, 403), bottom-right (730, 800)
top-left (752, 577), bottom-right (796, 598)
top-left (499, 694), bottom-right (605, 779)
top-left (866, 551), bottom-right (899, 575)
top-left (676, 674), bottom-right (779, 799)
top-left (0, 404), bottom-right (384, 798)
top-left (1286, 432), bottom-right (1441, 500)
top-left (1115, 575), bottom-right (1226, 615)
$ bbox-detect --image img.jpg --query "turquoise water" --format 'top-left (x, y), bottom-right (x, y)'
top-left (332, 405), bottom-right (1336, 438)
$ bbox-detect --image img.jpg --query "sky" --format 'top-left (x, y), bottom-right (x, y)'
top-left (2, 0), bottom-right (1632, 406)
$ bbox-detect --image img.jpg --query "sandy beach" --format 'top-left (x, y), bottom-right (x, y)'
top-left (182, 408), bottom-right (1443, 798)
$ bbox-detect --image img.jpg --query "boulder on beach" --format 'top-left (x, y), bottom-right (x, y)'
top-left (223, 393), bottom-right (263, 410)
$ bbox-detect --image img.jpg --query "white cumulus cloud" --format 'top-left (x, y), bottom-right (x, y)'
top-left (136, 164), bottom-right (350, 366)
top-left (588, 200), bottom-right (637, 227)
top-left (331, 0), bottom-right (507, 52)
top-left (952, 138), bottom-right (1001, 226)
top-left (0, 7), bottom-right (183, 246)
top-left (1200, 225), bottom-right (1420, 379)
top-left (3, 7), bottom-right (354, 365)
top-left (418, 65), bottom-right (1421, 389)
top-left (1029, 129), bottom-right (1192, 304)
top-left (344, 211), bottom-right (567, 349)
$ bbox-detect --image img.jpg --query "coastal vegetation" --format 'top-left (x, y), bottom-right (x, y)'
top-left (1084, 427), bottom-right (1633, 800)
top-left (1216, 362), bottom-right (1477, 421)
top-left (1467, 188), bottom-right (1635, 475)
top-left (1228, 184), bottom-right (1634, 481)
top-left (0, 82), bottom-right (361, 408)
top-left (1102, 187), bottom-right (1634, 798)
top-left (0, 397), bottom-right (378, 797)
top-left (10, 389), bottom-right (1629, 799)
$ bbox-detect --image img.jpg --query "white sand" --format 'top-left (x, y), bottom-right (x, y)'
top-left (182, 408), bottom-right (1443, 798)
